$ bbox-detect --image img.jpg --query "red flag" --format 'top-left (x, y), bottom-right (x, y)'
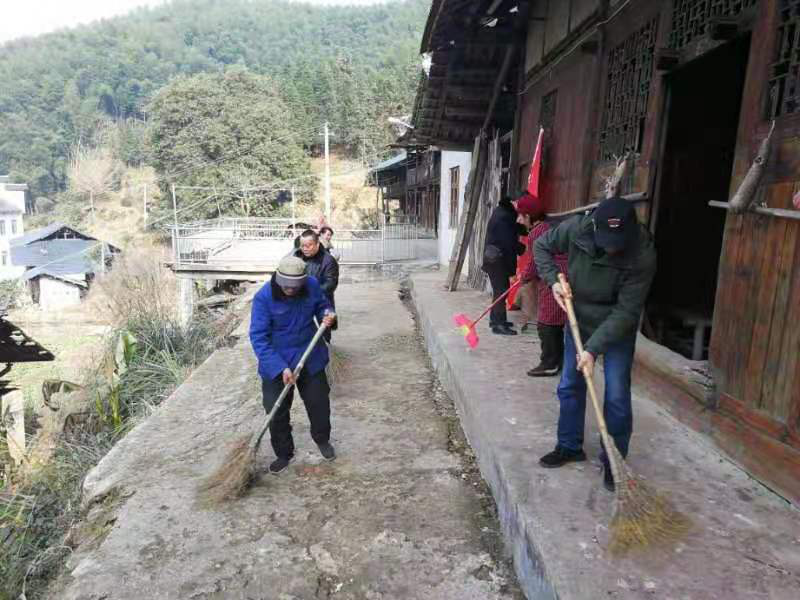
top-left (508, 127), bottom-right (545, 312)
top-left (527, 127), bottom-right (544, 198)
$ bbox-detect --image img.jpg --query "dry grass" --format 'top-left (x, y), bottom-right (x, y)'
top-left (87, 249), bottom-right (177, 327)
top-left (293, 156), bottom-right (381, 229)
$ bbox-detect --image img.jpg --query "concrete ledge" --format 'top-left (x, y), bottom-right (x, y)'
top-left (409, 271), bottom-right (800, 600)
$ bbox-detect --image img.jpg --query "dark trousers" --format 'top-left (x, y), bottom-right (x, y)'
top-left (486, 268), bottom-right (511, 328)
top-left (556, 328), bottom-right (636, 466)
top-left (538, 323), bottom-right (565, 368)
top-left (261, 369), bottom-right (331, 459)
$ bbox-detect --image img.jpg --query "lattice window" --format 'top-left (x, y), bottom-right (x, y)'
top-left (670, 0), bottom-right (759, 49)
top-left (539, 90), bottom-right (558, 131)
top-left (598, 18), bottom-right (658, 162)
top-left (768, 0), bottom-right (800, 118)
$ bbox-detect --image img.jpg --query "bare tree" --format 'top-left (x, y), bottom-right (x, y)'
top-left (67, 142), bottom-right (119, 216)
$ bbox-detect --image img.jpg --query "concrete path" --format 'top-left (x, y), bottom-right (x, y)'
top-left (409, 271), bottom-right (800, 600)
top-left (54, 280), bottom-right (522, 599)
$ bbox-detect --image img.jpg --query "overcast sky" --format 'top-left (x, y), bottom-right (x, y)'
top-left (0, 0), bottom-right (389, 43)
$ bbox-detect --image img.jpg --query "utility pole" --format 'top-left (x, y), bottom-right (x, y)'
top-left (324, 121), bottom-right (332, 222)
top-left (142, 183), bottom-right (148, 229)
top-left (171, 184), bottom-right (178, 264)
top-left (291, 187), bottom-right (297, 238)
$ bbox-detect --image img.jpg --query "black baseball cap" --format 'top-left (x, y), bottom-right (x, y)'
top-left (592, 197), bottom-right (638, 252)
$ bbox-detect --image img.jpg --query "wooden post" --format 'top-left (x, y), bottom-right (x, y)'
top-left (445, 41), bottom-right (517, 291)
top-left (446, 133), bottom-right (488, 291)
top-left (2, 390), bottom-right (25, 466)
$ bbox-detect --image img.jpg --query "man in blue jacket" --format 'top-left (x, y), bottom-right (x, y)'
top-left (249, 256), bottom-right (337, 474)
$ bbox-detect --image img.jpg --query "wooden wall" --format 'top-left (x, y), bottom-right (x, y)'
top-left (518, 49), bottom-right (601, 212)
top-left (514, 0), bottom-right (800, 502)
top-left (710, 0), bottom-right (800, 487)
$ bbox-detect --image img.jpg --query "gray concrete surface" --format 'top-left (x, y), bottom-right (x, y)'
top-left (53, 280), bottom-right (522, 600)
top-left (409, 271), bottom-right (800, 600)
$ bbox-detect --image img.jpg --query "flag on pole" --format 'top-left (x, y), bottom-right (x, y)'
top-left (508, 127), bottom-right (545, 311)
top-left (527, 126), bottom-right (544, 197)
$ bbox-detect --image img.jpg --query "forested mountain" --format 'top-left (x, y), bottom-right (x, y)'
top-left (0, 0), bottom-right (428, 198)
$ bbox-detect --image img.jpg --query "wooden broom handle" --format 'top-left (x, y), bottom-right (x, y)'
top-left (557, 273), bottom-right (612, 441)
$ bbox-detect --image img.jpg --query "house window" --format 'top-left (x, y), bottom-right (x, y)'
top-left (1, 251), bottom-right (7, 266)
top-left (768, 0), bottom-right (800, 118)
top-left (0, 221), bottom-right (5, 236)
top-left (11, 220), bottom-right (17, 235)
top-left (449, 166), bottom-right (460, 228)
top-left (598, 17), bottom-right (658, 161)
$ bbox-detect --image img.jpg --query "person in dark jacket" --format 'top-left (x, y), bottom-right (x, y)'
top-left (294, 230), bottom-right (339, 306)
top-left (533, 197), bottom-right (657, 492)
top-left (482, 196), bottom-right (527, 335)
top-left (294, 229), bottom-right (340, 339)
top-left (249, 256), bottom-right (337, 474)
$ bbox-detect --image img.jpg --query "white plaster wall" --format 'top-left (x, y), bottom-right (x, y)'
top-left (0, 185), bottom-right (27, 280)
top-left (38, 276), bottom-right (82, 310)
top-left (438, 151), bottom-right (472, 266)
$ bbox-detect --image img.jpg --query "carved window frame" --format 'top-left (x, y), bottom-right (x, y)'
top-left (768, 0), bottom-right (800, 119)
top-left (598, 18), bottom-right (659, 162)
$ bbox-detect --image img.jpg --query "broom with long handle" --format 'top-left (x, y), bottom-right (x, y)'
top-left (200, 320), bottom-right (330, 503)
top-left (557, 273), bottom-right (689, 553)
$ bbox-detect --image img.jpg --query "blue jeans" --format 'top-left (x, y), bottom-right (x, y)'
top-left (556, 328), bottom-right (636, 465)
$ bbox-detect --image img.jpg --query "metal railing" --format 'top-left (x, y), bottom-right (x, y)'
top-left (169, 214), bottom-right (421, 270)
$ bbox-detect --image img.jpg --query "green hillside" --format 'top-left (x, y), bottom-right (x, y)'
top-left (0, 0), bottom-right (428, 198)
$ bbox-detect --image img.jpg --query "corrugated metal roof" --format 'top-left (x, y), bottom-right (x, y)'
top-left (23, 268), bottom-right (89, 286)
top-left (11, 222), bottom-right (95, 247)
top-left (370, 151), bottom-right (408, 173)
top-left (11, 239), bottom-right (103, 277)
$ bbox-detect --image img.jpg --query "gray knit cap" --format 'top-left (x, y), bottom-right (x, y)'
top-left (275, 256), bottom-right (307, 288)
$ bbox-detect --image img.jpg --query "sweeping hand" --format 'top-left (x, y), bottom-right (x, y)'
top-left (576, 351), bottom-right (595, 377)
top-left (322, 312), bottom-right (336, 328)
top-left (282, 368), bottom-right (296, 386)
top-left (552, 280), bottom-right (572, 312)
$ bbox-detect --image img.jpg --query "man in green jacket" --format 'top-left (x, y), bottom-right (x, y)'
top-left (533, 197), bottom-right (657, 491)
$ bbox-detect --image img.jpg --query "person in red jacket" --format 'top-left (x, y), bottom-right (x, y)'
top-left (519, 197), bottom-right (568, 377)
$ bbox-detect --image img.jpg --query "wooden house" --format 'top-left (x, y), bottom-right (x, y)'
top-left (371, 149), bottom-right (441, 234)
top-left (410, 0), bottom-right (800, 504)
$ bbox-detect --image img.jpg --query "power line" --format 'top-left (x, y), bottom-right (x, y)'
top-left (147, 151), bottom-right (389, 228)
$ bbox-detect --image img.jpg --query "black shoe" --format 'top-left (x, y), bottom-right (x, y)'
top-left (527, 363), bottom-right (560, 377)
top-left (269, 455), bottom-right (294, 475)
top-left (491, 325), bottom-right (517, 336)
top-left (539, 446), bottom-right (587, 468)
top-left (317, 442), bottom-right (336, 461)
top-left (504, 321), bottom-right (516, 328)
top-left (603, 466), bottom-right (615, 492)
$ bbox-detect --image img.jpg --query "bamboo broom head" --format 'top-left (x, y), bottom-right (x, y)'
top-left (326, 344), bottom-right (351, 388)
top-left (606, 443), bottom-right (692, 555)
top-left (198, 434), bottom-right (257, 505)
